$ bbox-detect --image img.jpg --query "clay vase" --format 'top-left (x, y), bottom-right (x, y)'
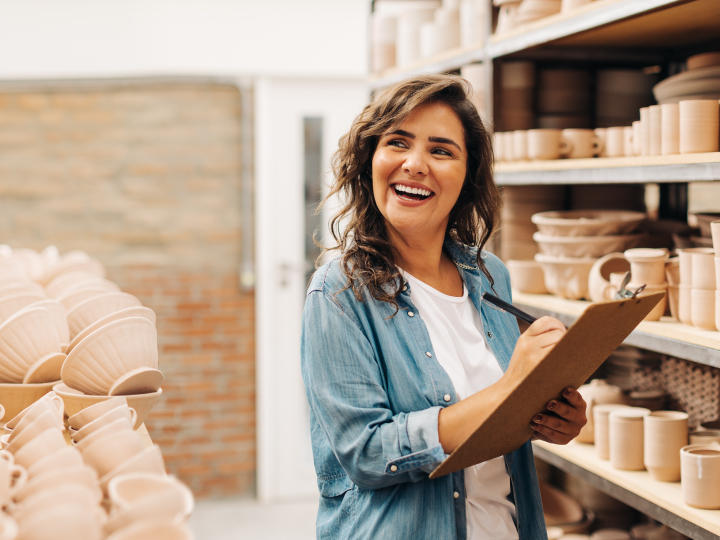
top-left (594, 404), bottom-right (630, 460)
top-left (679, 100), bottom-right (720, 154)
top-left (605, 127), bottom-right (624, 158)
top-left (681, 445), bottom-right (720, 508)
top-left (691, 288), bottom-right (715, 329)
top-left (623, 127), bottom-right (634, 157)
top-left (712, 221), bottom-right (720, 254)
top-left (640, 108), bottom-right (651, 156)
top-left (632, 120), bottom-right (642, 156)
top-left (649, 105), bottom-right (662, 156)
top-left (577, 379), bottom-right (627, 443)
top-left (679, 283), bottom-right (692, 324)
top-left (691, 249), bottom-right (716, 289)
top-left (661, 103), bottom-right (680, 155)
top-left (609, 407), bottom-right (650, 470)
top-left (643, 411), bottom-right (688, 482)
top-left (588, 253), bottom-right (630, 303)
top-left (623, 248), bottom-right (668, 285)
top-left (512, 130), bottom-right (528, 161)
top-left (527, 129), bottom-right (563, 160)
top-left (507, 260), bottom-right (547, 294)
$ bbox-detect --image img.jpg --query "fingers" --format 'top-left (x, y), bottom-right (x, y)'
top-left (531, 387), bottom-right (588, 445)
top-left (530, 418), bottom-right (575, 445)
top-left (561, 387), bottom-right (585, 409)
top-left (525, 316), bottom-right (566, 338)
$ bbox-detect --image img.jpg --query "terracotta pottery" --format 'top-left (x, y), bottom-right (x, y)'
top-left (691, 288), bottom-right (715, 329)
top-left (588, 253), bottom-right (631, 303)
top-left (66, 292), bottom-right (142, 339)
top-left (577, 380), bottom-right (627, 443)
top-left (0, 307), bottom-right (62, 384)
top-left (603, 127), bottom-right (624, 158)
top-left (67, 396), bottom-right (129, 430)
top-left (591, 530), bottom-right (630, 540)
top-left (531, 210), bottom-right (646, 237)
top-left (0, 382), bottom-right (58, 423)
top-left (660, 103), bottom-right (680, 155)
top-left (668, 285), bottom-right (680, 320)
top-left (632, 120), bottom-right (642, 156)
top-left (681, 444), bottom-right (720, 508)
top-left (75, 417), bottom-right (135, 453)
top-left (26, 446), bottom-right (84, 479)
top-left (0, 293), bottom-right (45, 325)
top-left (12, 428), bottom-right (66, 470)
top-left (512, 130), bottom-right (528, 161)
top-left (690, 249), bottom-right (716, 289)
top-left (609, 407), bottom-right (650, 470)
top-left (623, 248), bottom-right (668, 285)
top-left (53, 383), bottom-right (161, 430)
top-left (0, 451), bottom-right (26, 509)
top-left (80, 429), bottom-right (146, 478)
top-left (665, 257), bottom-right (680, 286)
top-left (534, 254), bottom-right (596, 300)
top-left (98, 445), bottom-right (167, 494)
top-left (679, 100), bottom-right (720, 153)
top-left (689, 430), bottom-right (720, 445)
top-left (5, 392), bottom-right (63, 432)
top-left (15, 500), bottom-right (103, 540)
top-left (73, 407), bottom-right (138, 444)
top-left (640, 108), bottom-right (651, 156)
top-left (622, 127), bottom-right (634, 157)
top-left (535, 233), bottom-right (644, 259)
top-left (560, 129), bottom-right (603, 159)
top-left (65, 306), bottom-right (156, 355)
top-left (527, 129), bottom-right (563, 160)
top-left (105, 520), bottom-right (193, 540)
top-left (594, 404), bottom-right (630, 460)
top-left (679, 283), bottom-right (693, 324)
top-left (643, 411), bottom-right (688, 481)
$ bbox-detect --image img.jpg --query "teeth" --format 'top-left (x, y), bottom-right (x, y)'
top-left (395, 185), bottom-right (432, 197)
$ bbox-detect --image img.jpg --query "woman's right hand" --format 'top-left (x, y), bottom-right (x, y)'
top-left (506, 316), bottom-right (566, 380)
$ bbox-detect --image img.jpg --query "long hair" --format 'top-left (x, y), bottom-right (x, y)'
top-left (322, 74), bottom-right (501, 312)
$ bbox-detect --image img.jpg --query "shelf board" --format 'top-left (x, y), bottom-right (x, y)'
top-left (495, 153), bottom-right (720, 185)
top-left (512, 292), bottom-right (720, 367)
top-left (533, 440), bottom-right (720, 540)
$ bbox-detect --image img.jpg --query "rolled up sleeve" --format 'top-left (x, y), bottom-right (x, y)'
top-left (301, 290), bottom-right (446, 490)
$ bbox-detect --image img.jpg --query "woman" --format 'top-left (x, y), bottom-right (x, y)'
top-left (301, 75), bottom-right (586, 540)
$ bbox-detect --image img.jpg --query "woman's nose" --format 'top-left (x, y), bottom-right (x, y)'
top-left (402, 149), bottom-right (429, 176)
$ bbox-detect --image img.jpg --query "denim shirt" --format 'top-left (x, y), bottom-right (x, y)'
top-left (301, 240), bottom-right (547, 540)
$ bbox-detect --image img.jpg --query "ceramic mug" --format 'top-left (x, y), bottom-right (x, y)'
top-left (623, 127), bottom-right (634, 157)
top-left (605, 127), bottom-right (625, 158)
top-left (75, 417), bottom-right (134, 452)
top-left (5, 393), bottom-right (64, 432)
top-left (26, 446), bottom-right (84, 480)
top-left (512, 130), bottom-right (528, 161)
top-left (527, 129), bottom-right (563, 160)
top-left (661, 103), bottom-right (680, 155)
top-left (679, 100), bottom-right (720, 154)
top-left (68, 396), bottom-right (129, 431)
top-left (649, 105), bottom-right (662, 156)
top-left (594, 128), bottom-right (608, 157)
top-left (643, 411), bottom-right (688, 482)
top-left (80, 429), bottom-right (146, 478)
top-left (640, 107), bottom-right (651, 156)
top-left (681, 445), bottom-right (720, 508)
top-left (691, 288), bottom-right (715, 329)
top-left (72, 406), bottom-right (138, 444)
top-left (560, 129), bottom-right (603, 159)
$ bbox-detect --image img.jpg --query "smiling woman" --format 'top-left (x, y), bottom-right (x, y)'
top-left (300, 75), bottom-right (586, 540)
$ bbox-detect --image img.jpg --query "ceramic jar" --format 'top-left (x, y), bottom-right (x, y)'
top-left (681, 444), bottom-right (720, 508)
top-left (649, 105), bottom-right (662, 156)
top-left (507, 260), bottom-right (547, 294)
top-left (679, 100), bottom-right (720, 154)
top-left (577, 380), bottom-right (627, 443)
top-left (623, 248), bottom-right (668, 285)
top-left (593, 404), bottom-right (630, 460)
top-left (660, 103), bottom-right (680, 155)
top-left (609, 407), bottom-right (650, 470)
top-left (691, 288), bottom-right (715, 329)
top-left (643, 411), bottom-right (688, 482)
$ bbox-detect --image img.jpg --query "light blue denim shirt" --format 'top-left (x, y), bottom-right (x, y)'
top-left (301, 239), bottom-right (547, 539)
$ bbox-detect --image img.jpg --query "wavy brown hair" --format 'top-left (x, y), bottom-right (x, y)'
top-left (322, 74), bottom-right (501, 311)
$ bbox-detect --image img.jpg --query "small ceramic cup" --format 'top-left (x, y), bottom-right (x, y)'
top-left (679, 100), bottom-right (720, 154)
top-left (691, 288), bottom-right (715, 329)
top-left (72, 406), bottom-right (138, 444)
top-left (643, 411), bottom-right (688, 482)
top-left (665, 257), bottom-right (680, 286)
top-left (594, 404), bottom-right (630, 460)
top-left (512, 130), bottom-right (528, 161)
top-left (0, 450), bottom-right (26, 508)
top-left (80, 429), bottom-right (146, 478)
top-left (623, 126), bottom-right (634, 157)
top-left (594, 128), bottom-right (608, 157)
top-left (681, 444), bottom-right (720, 508)
top-left (609, 407), bottom-right (650, 470)
top-left (712, 221), bottom-right (720, 254)
top-left (506, 260), bottom-right (547, 294)
top-left (679, 283), bottom-right (693, 325)
top-left (13, 428), bottom-right (66, 470)
top-left (6, 411), bottom-right (61, 454)
top-left (691, 249), bottom-right (716, 290)
top-left (661, 103), bottom-right (680, 155)
top-left (5, 392), bottom-right (64, 432)
top-left (640, 107), bottom-right (651, 156)
top-left (605, 127), bottom-right (625, 158)
top-left (623, 248), bottom-right (668, 285)
top-left (527, 129), bottom-right (563, 160)
top-left (26, 446), bottom-right (84, 480)
top-left (628, 282), bottom-right (667, 321)
top-left (502, 132), bottom-right (515, 161)
top-left (68, 396), bottom-right (129, 431)
top-left (632, 120), bottom-right (642, 156)
top-left (560, 129), bottom-right (604, 159)
top-left (648, 105), bottom-right (662, 156)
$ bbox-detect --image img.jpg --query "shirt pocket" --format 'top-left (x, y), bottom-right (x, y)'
top-left (318, 473), bottom-right (354, 498)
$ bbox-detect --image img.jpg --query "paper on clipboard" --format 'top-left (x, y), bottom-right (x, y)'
top-left (429, 291), bottom-right (665, 479)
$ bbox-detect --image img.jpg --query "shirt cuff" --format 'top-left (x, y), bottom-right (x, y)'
top-left (385, 407), bottom-right (446, 475)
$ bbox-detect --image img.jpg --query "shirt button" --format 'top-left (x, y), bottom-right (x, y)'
top-left (487, 331), bottom-right (492, 338)
top-left (426, 352), bottom-right (432, 358)
top-left (390, 465), bottom-right (398, 472)
top-left (408, 311), bottom-right (414, 317)
top-left (402, 285), bottom-right (408, 292)
top-left (444, 394), bottom-right (451, 402)
top-left (454, 491), bottom-right (460, 499)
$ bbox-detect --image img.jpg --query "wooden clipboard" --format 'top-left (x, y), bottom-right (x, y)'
top-left (429, 291), bottom-right (665, 479)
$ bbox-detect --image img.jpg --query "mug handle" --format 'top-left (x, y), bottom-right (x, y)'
top-left (593, 136), bottom-right (605, 156)
top-left (50, 394), bottom-right (65, 421)
top-left (9, 464), bottom-right (27, 492)
top-left (129, 407), bottom-right (138, 429)
top-left (0, 450), bottom-right (13, 466)
top-left (559, 138), bottom-right (573, 157)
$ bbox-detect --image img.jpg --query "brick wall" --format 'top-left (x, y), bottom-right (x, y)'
top-left (0, 82), bottom-right (255, 498)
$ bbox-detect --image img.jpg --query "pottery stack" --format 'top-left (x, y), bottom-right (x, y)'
top-left (677, 247), bottom-right (716, 329)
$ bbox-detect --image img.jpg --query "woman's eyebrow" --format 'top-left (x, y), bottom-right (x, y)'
top-left (429, 136), bottom-right (461, 151)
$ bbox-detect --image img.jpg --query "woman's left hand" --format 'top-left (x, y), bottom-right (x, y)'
top-left (530, 387), bottom-right (587, 445)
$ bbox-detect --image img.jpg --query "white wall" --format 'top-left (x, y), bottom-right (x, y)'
top-left (0, 0), bottom-right (369, 80)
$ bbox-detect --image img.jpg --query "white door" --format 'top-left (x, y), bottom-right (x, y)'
top-left (255, 77), bottom-right (368, 502)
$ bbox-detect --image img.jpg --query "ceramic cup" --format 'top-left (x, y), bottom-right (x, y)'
top-left (72, 406), bottom-right (138, 444)
top-left (512, 130), bottom-right (528, 161)
top-left (527, 129), bottom-right (563, 160)
top-left (13, 464), bottom-right (100, 504)
top-left (0, 450), bottom-right (26, 508)
top-left (594, 128), bottom-right (608, 157)
top-left (643, 411), bottom-right (688, 482)
top-left (712, 221), bottom-right (720, 254)
top-left (623, 126), bottom-right (634, 157)
top-left (493, 133), bottom-right (504, 162)
top-left (661, 103), bottom-right (680, 155)
top-left (691, 288), bottom-right (715, 329)
top-left (691, 249), bottom-right (716, 289)
top-left (628, 282), bottom-right (668, 321)
top-left (593, 404), bottom-right (630, 460)
top-left (13, 428), bottom-right (66, 470)
top-left (0, 513), bottom-right (17, 540)
top-left (605, 127), bottom-right (624, 158)
top-left (681, 445), bottom-right (720, 508)
top-left (649, 105), bottom-right (662, 156)
top-left (624, 248), bottom-right (668, 285)
top-left (6, 411), bottom-right (61, 454)
top-left (679, 100), bottom-right (720, 154)
top-left (68, 396), bottom-right (129, 431)
top-left (76, 417), bottom-right (134, 452)
top-left (689, 430), bottom-right (720, 446)
top-left (5, 392), bottom-right (64, 432)
top-left (80, 429), bottom-right (145, 478)
top-left (502, 132), bottom-right (515, 161)
top-left (15, 501), bottom-right (103, 540)
top-left (679, 283), bottom-right (693, 325)
top-left (26, 446), bottom-right (84, 480)
top-left (668, 285), bottom-right (680, 320)
top-left (560, 129), bottom-right (603, 159)
top-left (632, 120), bottom-right (642, 156)
top-left (609, 407), bottom-right (650, 470)
top-left (665, 257), bottom-right (680, 286)
top-left (640, 107), bottom-right (651, 156)
top-left (12, 483), bottom-right (100, 524)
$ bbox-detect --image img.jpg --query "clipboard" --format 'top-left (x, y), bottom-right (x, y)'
top-left (429, 291), bottom-right (665, 479)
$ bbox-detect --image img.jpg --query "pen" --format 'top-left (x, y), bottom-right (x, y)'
top-left (481, 292), bottom-right (537, 325)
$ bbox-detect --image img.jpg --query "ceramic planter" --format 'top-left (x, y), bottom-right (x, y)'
top-left (691, 288), bottom-right (715, 329)
top-left (681, 445), bottom-right (720, 508)
top-left (588, 253), bottom-right (631, 303)
top-left (577, 380), bottom-right (627, 443)
top-left (609, 407), bottom-right (650, 470)
top-left (507, 260), bottom-right (547, 294)
top-left (643, 411), bottom-right (688, 481)
top-left (623, 248), bottom-right (668, 285)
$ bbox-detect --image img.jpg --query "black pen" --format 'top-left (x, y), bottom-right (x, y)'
top-left (481, 292), bottom-right (537, 325)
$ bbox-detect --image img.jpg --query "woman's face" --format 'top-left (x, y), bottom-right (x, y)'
top-left (372, 102), bottom-right (467, 246)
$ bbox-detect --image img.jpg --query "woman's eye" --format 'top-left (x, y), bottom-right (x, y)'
top-left (432, 148), bottom-right (452, 156)
top-left (387, 139), bottom-right (406, 148)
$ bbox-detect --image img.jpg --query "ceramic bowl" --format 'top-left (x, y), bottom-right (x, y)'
top-left (53, 383), bottom-right (162, 429)
top-left (0, 293), bottom-right (45, 324)
top-left (98, 445), bottom-right (166, 494)
top-left (44, 271), bottom-right (101, 298)
top-left (0, 281), bottom-right (43, 299)
top-left (5, 392), bottom-right (64, 431)
top-left (41, 256), bottom-right (104, 287)
top-left (61, 317), bottom-right (159, 396)
top-left (66, 306), bottom-right (156, 355)
top-left (507, 260), bottom-right (547, 294)
top-left (22, 299), bottom-right (69, 346)
top-left (0, 307), bottom-right (62, 384)
top-left (534, 233), bottom-right (644, 259)
top-left (57, 286), bottom-right (114, 313)
top-left (66, 292), bottom-right (142, 339)
top-left (105, 520), bottom-right (194, 540)
top-left (531, 210), bottom-right (646, 237)
top-left (534, 253), bottom-right (597, 300)
top-left (23, 352), bottom-right (67, 384)
top-left (0, 382), bottom-right (59, 422)
top-left (107, 473), bottom-right (193, 515)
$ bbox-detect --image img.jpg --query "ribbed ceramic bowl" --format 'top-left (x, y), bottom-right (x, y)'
top-left (534, 232), bottom-right (645, 258)
top-left (66, 292), bottom-right (142, 338)
top-left (41, 257), bottom-right (105, 286)
top-left (0, 307), bottom-right (62, 383)
top-left (0, 281), bottom-right (44, 299)
top-left (24, 299), bottom-right (69, 346)
top-left (531, 210), bottom-right (646, 237)
top-left (0, 293), bottom-right (45, 324)
top-left (53, 383), bottom-right (162, 429)
top-left (534, 253), bottom-right (597, 300)
top-left (57, 286), bottom-right (114, 312)
top-left (61, 317), bottom-right (158, 396)
top-left (45, 271), bottom-right (101, 298)
top-left (0, 381), bottom-right (59, 422)
top-left (66, 306), bottom-right (157, 355)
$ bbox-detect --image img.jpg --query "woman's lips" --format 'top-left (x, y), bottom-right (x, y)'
top-left (392, 185), bottom-right (435, 205)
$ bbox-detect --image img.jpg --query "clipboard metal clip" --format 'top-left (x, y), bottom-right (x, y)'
top-left (613, 271), bottom-right (646, 300)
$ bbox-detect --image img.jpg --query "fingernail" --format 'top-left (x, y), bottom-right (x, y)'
top-left (564, 388), bottom-right (573, 398)
top-left (547, 401), bottom-right (556, 410)
top-left (534, 414), bottom-right (543, 423)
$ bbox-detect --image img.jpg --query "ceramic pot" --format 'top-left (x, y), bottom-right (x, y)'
top-left (623, 248), bottom-right (668, 285)
top-left (577, 380), bottom-right (627, 443)
top-left (588, 253), bottom-right (631, 303)
top-left (629, 282), bottom-right (668, 321)
top-left (689, 429), bottom-right (720, 445)
top-left (691, 249), bottom-right (716, 289)
top-left (643, 411), bottom-right (688, 481)
top-left (648, 105), bottom-right (662, 156)
top-left (527, 129), bottom-right (563, 160)
top-left (640, 108), bottom-right (651, 156)
top-left (679, 100), bottom-right (720, 154)
top-left (560, 129), bottom-right (603, 159)
top-left (507, 260), bottom-right (547, 294)
top-left (691, 288), bottom-right (715, 329)
top-left (609, 407), bottom-right (650, 470)
top-left (679, 284), bottom-right (692, 324)
top-left (665, 257), bottom-right (680, 286)
top-left (632, 120), bottom-right (642, 156)
top-left (534, 254), bottom-right (596, 300)
top-left (681, 445), bottom-right (720, 508)
top-left (604, 127), bottom-right (624, 157)
top-left (512, 130), bottom-right (528, 161)
top-left (660, 103), bottom-right (680, 155)
top-left (668, 285), bottom-right (680, 320)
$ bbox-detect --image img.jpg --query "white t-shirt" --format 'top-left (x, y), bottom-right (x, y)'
top-left (404, 271), bottom-right (519, 540)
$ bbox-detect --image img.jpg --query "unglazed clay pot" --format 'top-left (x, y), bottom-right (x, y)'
top-left (507, 260), bottom-right (547, 294)
top-left (623, 248), bottom-right (668, 285)
top-left (588, 253), bottom-right (630, 303)
top-left (660, 103), bottom-right (680, 155)
top-left (609, 407), bottom-right (650, 470)
top-left (632, 120), bottom-right (642, 156)
top-left (691, 249), bottom-right (716, 289)
top-left (623, 127), bottom-right (634, 157)
top-left (679, 284), bottom-right (692, 324)
top-left (594, 404), bottom-right (630, 460)
top-left (534, 254), bottom-right (596, 300)
top-left (681, 445), bottom-right (720, 508)
top-left (691, 288), bottom-right (715, 329)
top-left (643, 411), bottom-right (688, 481)
top-left (577, 380), bottom-right (627, 443)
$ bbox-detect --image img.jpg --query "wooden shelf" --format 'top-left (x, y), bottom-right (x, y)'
top-left (513, 292), bottom-right (720, 367)
top-left (533, 440), bottom-right (720, 540)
